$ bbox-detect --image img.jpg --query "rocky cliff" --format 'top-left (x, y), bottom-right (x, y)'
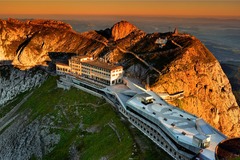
top-left (150, 38), bottom-right (239, 137)
top-left (0, 18), bottom-right (239, 137)
top-left (111, 21), bottom-right (138, 41)
top-left (0, 66), bottom-right (47, 106)
top-left (0, 18), bottom-right (107, 69)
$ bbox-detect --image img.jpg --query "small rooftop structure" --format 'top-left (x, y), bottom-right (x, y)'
top-left (155, 37), bottom-right (167, 48)
top-left (70, 55), bottom-right (93, 62)
top-left (139, 93), bottom-right (154, 105)
top-left (193, 133), bottom-right (211, 148)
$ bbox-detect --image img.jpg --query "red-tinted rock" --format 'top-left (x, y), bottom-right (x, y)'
top-left (111, 21), bottom-right (138, 41)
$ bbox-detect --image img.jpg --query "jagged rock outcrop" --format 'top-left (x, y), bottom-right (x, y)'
top-left (0, 19), bottom-right (239, 138)
top-left (111, 21), bottom-right (138, 41)
top-left (0, 19), bottom-right (139, 69)
top-left (0, 18), bottom-right (107, 69)
top-left (150, 39), bottom-right (239, 137)
top-left (0, 66), bottom-right (47, 106)
top-left (0, 113), bottom-right (60, 160)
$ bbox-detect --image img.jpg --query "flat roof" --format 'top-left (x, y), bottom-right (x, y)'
top-left (70, 55), bottom-right (92, 61)
top-left (56, 62), bottom-right (69, 67)
top-left (126, 91), bottom-right (226, 159)
top-left (196, 118), bottom-right (215, 135)
top-left (139, 92), bottom-right (153, 98)
top-left (127, 94), bottom-right (198, 142)
top-left (82, 60), bottom-right (123, 71)
top-left (100, 79), bottom-right (227, 160)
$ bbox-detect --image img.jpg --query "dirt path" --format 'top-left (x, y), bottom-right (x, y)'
top-left (0, 92), bottom-right (33, 131)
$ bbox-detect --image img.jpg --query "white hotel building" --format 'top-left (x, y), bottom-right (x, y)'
top-left (56, 55), bottom-right (123, 86)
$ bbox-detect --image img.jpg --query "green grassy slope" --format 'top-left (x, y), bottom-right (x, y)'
top-left (10, 76), bottom-right (171, 160)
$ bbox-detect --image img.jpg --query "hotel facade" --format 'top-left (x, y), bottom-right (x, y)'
top-left (56, 55), bottom-right (123, 86)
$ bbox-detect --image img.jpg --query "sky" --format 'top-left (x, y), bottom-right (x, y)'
top-left (0, 0), bottom-right (240, 18)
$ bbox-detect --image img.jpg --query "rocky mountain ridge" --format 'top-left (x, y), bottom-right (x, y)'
top-left (111, 20), bottom-right (138, 41)
top-left (0, 18), bottom-right (239, 137)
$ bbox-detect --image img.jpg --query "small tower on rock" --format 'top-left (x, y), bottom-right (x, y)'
top-left (173, 27), bottom-right (178, 35)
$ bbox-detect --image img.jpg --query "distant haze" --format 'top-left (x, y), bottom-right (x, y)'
top-left (59, 16), bottom-right (240, 62)
top-left (0, 15), bottom-right (239, 62)
top-left (0, 1), bottom-right (239, 17)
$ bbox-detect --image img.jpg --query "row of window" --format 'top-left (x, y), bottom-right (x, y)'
top-left (59, 63), bottom-right (122, 76)
top-left (82, 67), bottom-right (111, 75)
top-left (112, 73), bottom-right (121, 77)
top-left (82, 64), bottom-right (111, 72)
top-left (71, 64), bottom-right (81, 68)
top-left (70, 60), bottom-right (81, 64)
top-left (72, 68), bottom-right (81, 71)
top-left (82, 69), bottom-right (111, 77)
top-left (57, 67), bottom-right (70, 72)
top-left (129, 115), bottom-right (184, 160)
top-left (82, 74), bottom-right (111, 85)
top-left (112, 69), bottom-right (122, 73)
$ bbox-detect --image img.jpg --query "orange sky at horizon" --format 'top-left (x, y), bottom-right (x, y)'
top-left (0, 1), bottom-right (240, 18)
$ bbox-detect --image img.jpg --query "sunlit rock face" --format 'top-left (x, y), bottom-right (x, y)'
top-left (0, 116), bottom-right (60, 160)
top-left (0, 18), bottom-right (107, 70)
top-left (111, 20), bottom-right (138, 41)
top-left (150, 39), bottom-right (239, 137)
top-left (0, 19), bottom-right (239, 137)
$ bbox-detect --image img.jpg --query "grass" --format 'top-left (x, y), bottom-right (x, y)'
top-left (126, 123), bottom-right (172, 160)
top-left (6, 76), bottom-right (172, 160)
top-left (0, 118), bottom-right (15, 135)
top-left (17, 76), bottom-right (134, 160)
top-left (0, 91), bottom-right (30, 119)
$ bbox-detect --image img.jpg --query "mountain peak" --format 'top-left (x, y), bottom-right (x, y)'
top-left (2, 18), bottom-right (72, 31)
top-left (0, 19), bottom-right (239, 138)
top-left (26, 19), bottom-right (73, 30)
top-left (111, 20), bottom-right (138, 41)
